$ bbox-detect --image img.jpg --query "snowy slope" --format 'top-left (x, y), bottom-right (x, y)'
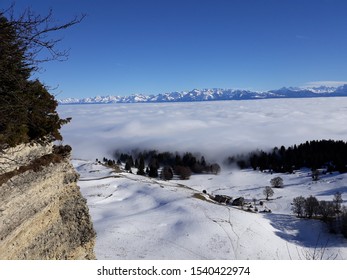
top-left (75, 160), bottom-right (347, 260)
top-left (57, 97), bottom-right (347, 260)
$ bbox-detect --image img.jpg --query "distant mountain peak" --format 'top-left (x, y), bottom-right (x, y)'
top-left (58, 85), bottom-right (347, 104)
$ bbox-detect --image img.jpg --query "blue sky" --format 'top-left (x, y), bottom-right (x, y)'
top-left (2, 0), bottom-right (347, 98)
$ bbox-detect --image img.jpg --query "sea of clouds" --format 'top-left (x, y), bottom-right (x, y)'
top-left (57, 97), bottom-right (347, 162)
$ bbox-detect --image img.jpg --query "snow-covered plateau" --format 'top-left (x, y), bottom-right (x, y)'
top-left (58, 97), bottom-right (347, 259)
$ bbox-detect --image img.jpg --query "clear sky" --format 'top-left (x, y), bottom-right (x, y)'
top-left (1, 0), bottom-right (347, 98)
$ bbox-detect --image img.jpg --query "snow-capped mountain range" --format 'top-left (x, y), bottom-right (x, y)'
top-left (58, 84), bottom-right (347, 104)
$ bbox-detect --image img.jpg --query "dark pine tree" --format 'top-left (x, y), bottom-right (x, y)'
top-left (0, 11), bottom-right (75, 147)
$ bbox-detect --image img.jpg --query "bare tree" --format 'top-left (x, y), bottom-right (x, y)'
top-left (161, 166), bottom-right (174, 180)
top-left (292, 196), bottom-right (306, 218)
top-left (319, 200), bottom-right (335, 221)
top-left (305, 195), bottom-right (320, 218)
top-left (1, 4), bottom-right (86, 71)
top-left (175, 165), bottom-right (192, 180)
top-left (210, 163), bottom-right (221, 175)
top-left (341, 206), bottom-right (347, 238)
top-left (300, 233), bottom-right (337, 260)
top-left (263, 186), bottom-right (274, 200)
top-left (311, 169), bottom-right (320, 181)
top-left (333, 192), bottom-right (343, 213)
top-left (270, 176), bottom-right (283, 188)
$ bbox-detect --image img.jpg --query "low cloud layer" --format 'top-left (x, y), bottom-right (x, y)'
top-left (304, 81), bottom-right (347, 88)
top-left (58, 98), bottom-right (347, 162)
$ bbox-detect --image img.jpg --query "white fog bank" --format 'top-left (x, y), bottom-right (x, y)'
top-left (57, 98), bottom-right (347, 162)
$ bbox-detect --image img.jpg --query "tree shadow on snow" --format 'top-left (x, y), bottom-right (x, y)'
top-left (264, 213), bottom-right (346, 249)
top-left (317, 186), bottom-right (347, 197)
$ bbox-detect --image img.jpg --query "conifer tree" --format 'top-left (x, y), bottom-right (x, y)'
top-left (0, 7), bottom-right (84, 148)
top-left (148, 165), bottom-right (158, 178)
top-left (137, 156), bottom-right (146, 176)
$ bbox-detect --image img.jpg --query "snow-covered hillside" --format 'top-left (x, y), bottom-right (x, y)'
top-left (58, 85), bottom-right (347, 104)
top-left (74, 159), bottom-right (347, 260)
top-left (57, 97), bottom-right (347, 259)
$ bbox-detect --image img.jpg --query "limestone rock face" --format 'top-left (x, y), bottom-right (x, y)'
top-left (0, 143), bottom-right (96, 259)
top-left (0, 142), bottom-right (53, 175)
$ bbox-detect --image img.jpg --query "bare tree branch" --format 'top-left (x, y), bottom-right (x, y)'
top-left (1, 5), bottom-right (86, 70)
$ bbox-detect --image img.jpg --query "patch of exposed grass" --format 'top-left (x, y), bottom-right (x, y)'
top-left (192, 193), bottom-right (211, 202)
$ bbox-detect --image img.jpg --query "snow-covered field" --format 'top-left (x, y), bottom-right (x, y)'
top-left (58, 98), bottom-right (347, 259)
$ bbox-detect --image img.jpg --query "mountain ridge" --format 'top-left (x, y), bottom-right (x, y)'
top-left (58, 85), bottom-right (347, 104)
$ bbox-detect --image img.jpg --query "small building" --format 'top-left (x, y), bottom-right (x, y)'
top-left (212, 194), bottom-right (232, 204)
top-left (231, 197), bottom-right (245, 206)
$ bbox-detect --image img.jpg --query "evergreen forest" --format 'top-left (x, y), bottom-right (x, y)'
top-left (227, 140), bottom-right (347, 174)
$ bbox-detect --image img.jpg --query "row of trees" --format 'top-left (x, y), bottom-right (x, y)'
top-left (292, 194), bottom-right (340, 219)
top-left (292, 192), bottom-right (347, 238)
top-left (113, 150), bottom-right (221, 180)
top-left (227, 140), bottom-right (347, 174)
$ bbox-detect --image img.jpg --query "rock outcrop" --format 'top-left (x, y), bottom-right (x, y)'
top-left (0, 143), bottom-right (96, 259)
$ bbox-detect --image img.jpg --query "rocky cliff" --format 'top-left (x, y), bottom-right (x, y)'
top-left (0, 143), bottom-right (96, 259)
